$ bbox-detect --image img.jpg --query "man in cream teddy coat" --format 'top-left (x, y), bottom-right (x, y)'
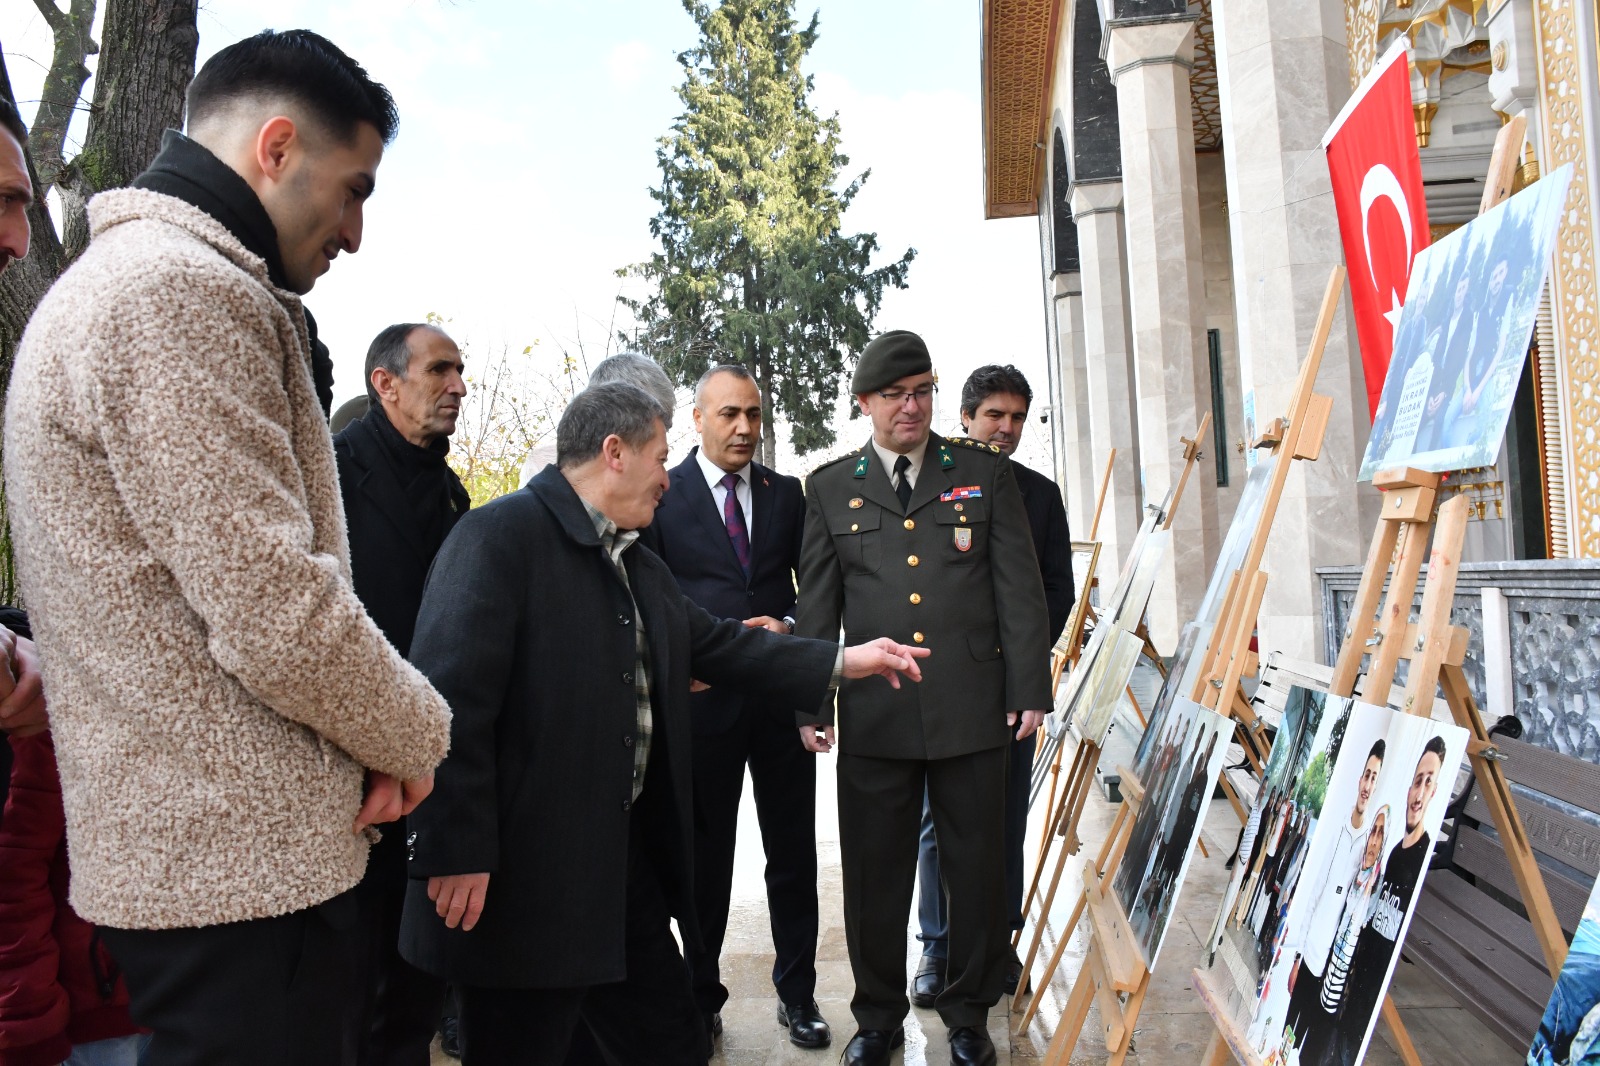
top-left (3, 30), bottom-right (450, 1066)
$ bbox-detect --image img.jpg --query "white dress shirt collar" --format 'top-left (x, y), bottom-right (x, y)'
top-left (695, 446), bottom-right (755, 540)
top-left (870, 436), bottom-right (929, 490)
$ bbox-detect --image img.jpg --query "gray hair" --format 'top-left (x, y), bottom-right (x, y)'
top-left (693, 363), bottom-right (755, 408)
top-left (364, 323), bottom-right (443, 404)
top-left (557, 381), bottom-right (666, 469)
top-left (589, 352), bottom-right (677, 428)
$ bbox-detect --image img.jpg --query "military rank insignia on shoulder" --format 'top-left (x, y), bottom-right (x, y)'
top-left (811, 449), bottom-right (865, 476)
top-left (950, 436), bottom-right (1002, 454)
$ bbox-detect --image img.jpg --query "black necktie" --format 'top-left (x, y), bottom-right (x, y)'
top-left (894, 455), bottom-right (912, 510)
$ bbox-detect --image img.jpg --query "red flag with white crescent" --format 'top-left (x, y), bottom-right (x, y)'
top-left (1324, 40), bottom-right (1430, 421)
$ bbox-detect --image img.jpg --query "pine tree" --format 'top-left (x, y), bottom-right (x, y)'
top-left (623, 0), bottom-right (914, 466)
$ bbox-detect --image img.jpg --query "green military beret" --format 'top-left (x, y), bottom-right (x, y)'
top-left (851, 330), bottom-right (932, 395)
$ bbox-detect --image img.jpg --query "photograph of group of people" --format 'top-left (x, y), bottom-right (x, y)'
top-left (1129, 455), bottom-right (1276, 781)
top-left (1048, 505), bottom-right (1164, 745)
top-left (1360, 164), bottom-right (1572, 480)
top-left (1050, 623), bottom-right (1143, 745)
top-left (1529, 875), bottom-right (1600, 1066)
top-left (1204, 689), bottom-right (1466, 1066)
top-left (1110, 696), bottom-right (1231, 967)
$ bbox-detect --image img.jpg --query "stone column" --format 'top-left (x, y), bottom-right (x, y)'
top-left (1052, 271), bottom-right (1096, 536)
top-left (1105, 17), bottom-right (1219, 652)
top-left (1070, 181), bottom-right (1143, 578)
top-left (1212, 0), bottom-right (1376, 663)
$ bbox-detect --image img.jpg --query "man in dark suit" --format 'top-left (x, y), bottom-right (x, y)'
top-left (913, 365), bottom-right (1074, 1004)
top-left (398, 382), bottom-right (929, 1066)
top-left (334, 322), bottom-right (471, 1065)
top-left (796, 332), bottom-right (1052, 1066)
top-left (641, 365), bottom-right (829, 1051)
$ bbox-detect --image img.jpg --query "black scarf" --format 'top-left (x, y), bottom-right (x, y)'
top-left (132, 131), bottom-right (336, 416)
top-left (366, 403), bottom-right (460, 555)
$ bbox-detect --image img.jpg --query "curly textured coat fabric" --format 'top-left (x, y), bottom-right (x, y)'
top-left (3, 189), bottom-right (452, 931)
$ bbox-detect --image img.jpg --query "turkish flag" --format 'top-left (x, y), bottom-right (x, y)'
top-left (1324, 40), bottom-right (1430, 421)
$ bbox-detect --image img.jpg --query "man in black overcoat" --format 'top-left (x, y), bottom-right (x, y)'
top-left (914, 364), bottom-right (1074, 1003)
top-left (640, 365), bottom-right (830, 1050)
top-left (334, 321), bottom-right (471, 1065)
top-left (398, 382), bottom-right (929, 1066)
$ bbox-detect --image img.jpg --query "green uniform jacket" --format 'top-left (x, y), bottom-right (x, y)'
top-left (795, 432), bottom-right (1052, 760)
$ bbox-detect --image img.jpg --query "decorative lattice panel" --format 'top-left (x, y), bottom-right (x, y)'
top-left (1190, 0), bottom-right (1222, 150)
top-left (986, 0), bottom-right (1064, 217)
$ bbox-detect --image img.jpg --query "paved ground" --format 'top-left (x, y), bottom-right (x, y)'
top-left (429, 702), bottom-right (1524, 1063)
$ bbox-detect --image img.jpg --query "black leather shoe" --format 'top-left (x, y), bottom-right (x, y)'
top-left (842, 1028), bottom-right (905, 1066)
top-left (704, 1012), bottom-right (722, 1056)
top-left (438, 1014), bottom-right (461, 1060)
top-left (910, 952), bottom-right (946, 1008)
top-left (948, 1025), bottom-right (998, 1066)
top-left (776, 998), bottom-right (831, 1049)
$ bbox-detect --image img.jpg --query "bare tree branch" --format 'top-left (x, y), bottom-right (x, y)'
top-left (28, 0), bottom-right (98, 190)
top-left (29, 0), bottom-right (69, 32)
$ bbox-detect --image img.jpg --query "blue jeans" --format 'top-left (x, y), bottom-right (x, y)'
top-left (916, 734), bottom-right (1035, 958)
top-left (66, 1034), bottom-right (150, 1066)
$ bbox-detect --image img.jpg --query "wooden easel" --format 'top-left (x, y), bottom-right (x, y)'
top-left (1031, 451), bottom-right (1116, 828)
top-left (1016, 264), bottom-right (1346, 1057)
top-left (1013, 414), bottom-right (1210, 1034)
top-left (1195, 114), bottom-right (1567, 1066)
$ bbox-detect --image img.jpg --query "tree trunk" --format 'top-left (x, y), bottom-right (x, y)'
top-left (756, 346), bottom-right (776, 470)
top-left (58, 0), bottom-right (198, 261)
top-left (0, 0), bottom-right (197, 386)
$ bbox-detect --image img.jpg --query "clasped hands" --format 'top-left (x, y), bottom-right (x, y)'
top-left (0, 625), bottom-right (48, 739)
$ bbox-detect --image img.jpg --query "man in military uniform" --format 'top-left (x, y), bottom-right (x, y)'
top-left (795, 331), bottom-right (1051, 1066)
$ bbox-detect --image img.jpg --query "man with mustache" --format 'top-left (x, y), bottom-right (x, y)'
top-left (641, 365), bottom-right (830, 1052)
top-left (335, 322), bottom-right (472, 1064)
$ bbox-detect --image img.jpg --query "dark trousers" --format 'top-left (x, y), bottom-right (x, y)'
top-left (461, 836), bottom-right (704, 1066)
top-left (100, 888), bottom-right (363, 1066)
top-left (688, 708), bottom-right (819, 1014)
top-left (916, 733), bottom-right (1036, 955)
top-left (351, 875), bottom-right (448, 1065)
top-left (1286, 959), bottom-right (1332, 1064)
top-left (838, 747), bottom-right (1008, 1030)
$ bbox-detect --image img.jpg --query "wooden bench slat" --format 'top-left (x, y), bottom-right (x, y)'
top-left (1453, 827), bottom-right (1589, 932)
top-left (1404, 899), bottom-right (1549, 1053)
top-left (1463, 790), bottom-right (1600, 879)
top-left (1418, 867), bottom-right (1551, 973)
top-left (1491, 735), bottom-right (1600, 815)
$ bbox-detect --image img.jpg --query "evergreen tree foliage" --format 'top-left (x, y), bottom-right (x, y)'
top-left (622, 0), bottom-right (915, 465)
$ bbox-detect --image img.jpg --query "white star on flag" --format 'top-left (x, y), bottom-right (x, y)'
top-left (1382, 289), bottom-right (1405, 338)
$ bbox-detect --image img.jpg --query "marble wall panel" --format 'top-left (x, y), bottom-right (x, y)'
top-left (1320, 562), bottom-right (1600, 761)
top-left (1214, 0), bottom-right (1370, 661)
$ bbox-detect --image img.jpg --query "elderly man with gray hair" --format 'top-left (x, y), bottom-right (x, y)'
top-left (400, 382), bottom-right (929, 1063)
top-left (519, 352), bottom-right (678, 488)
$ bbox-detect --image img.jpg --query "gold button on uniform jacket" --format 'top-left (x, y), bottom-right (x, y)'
top-left (795, 432), bottom-right (1051, 760)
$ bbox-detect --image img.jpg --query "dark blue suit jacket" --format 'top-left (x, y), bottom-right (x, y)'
top-left (643, 448), bottom-right (806, 735)
top-left (1011, 459), bottom-right (1075, 646)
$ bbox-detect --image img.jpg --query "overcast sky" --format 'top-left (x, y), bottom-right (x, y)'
top-left (6, 0), bottom-right (1053, 472)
